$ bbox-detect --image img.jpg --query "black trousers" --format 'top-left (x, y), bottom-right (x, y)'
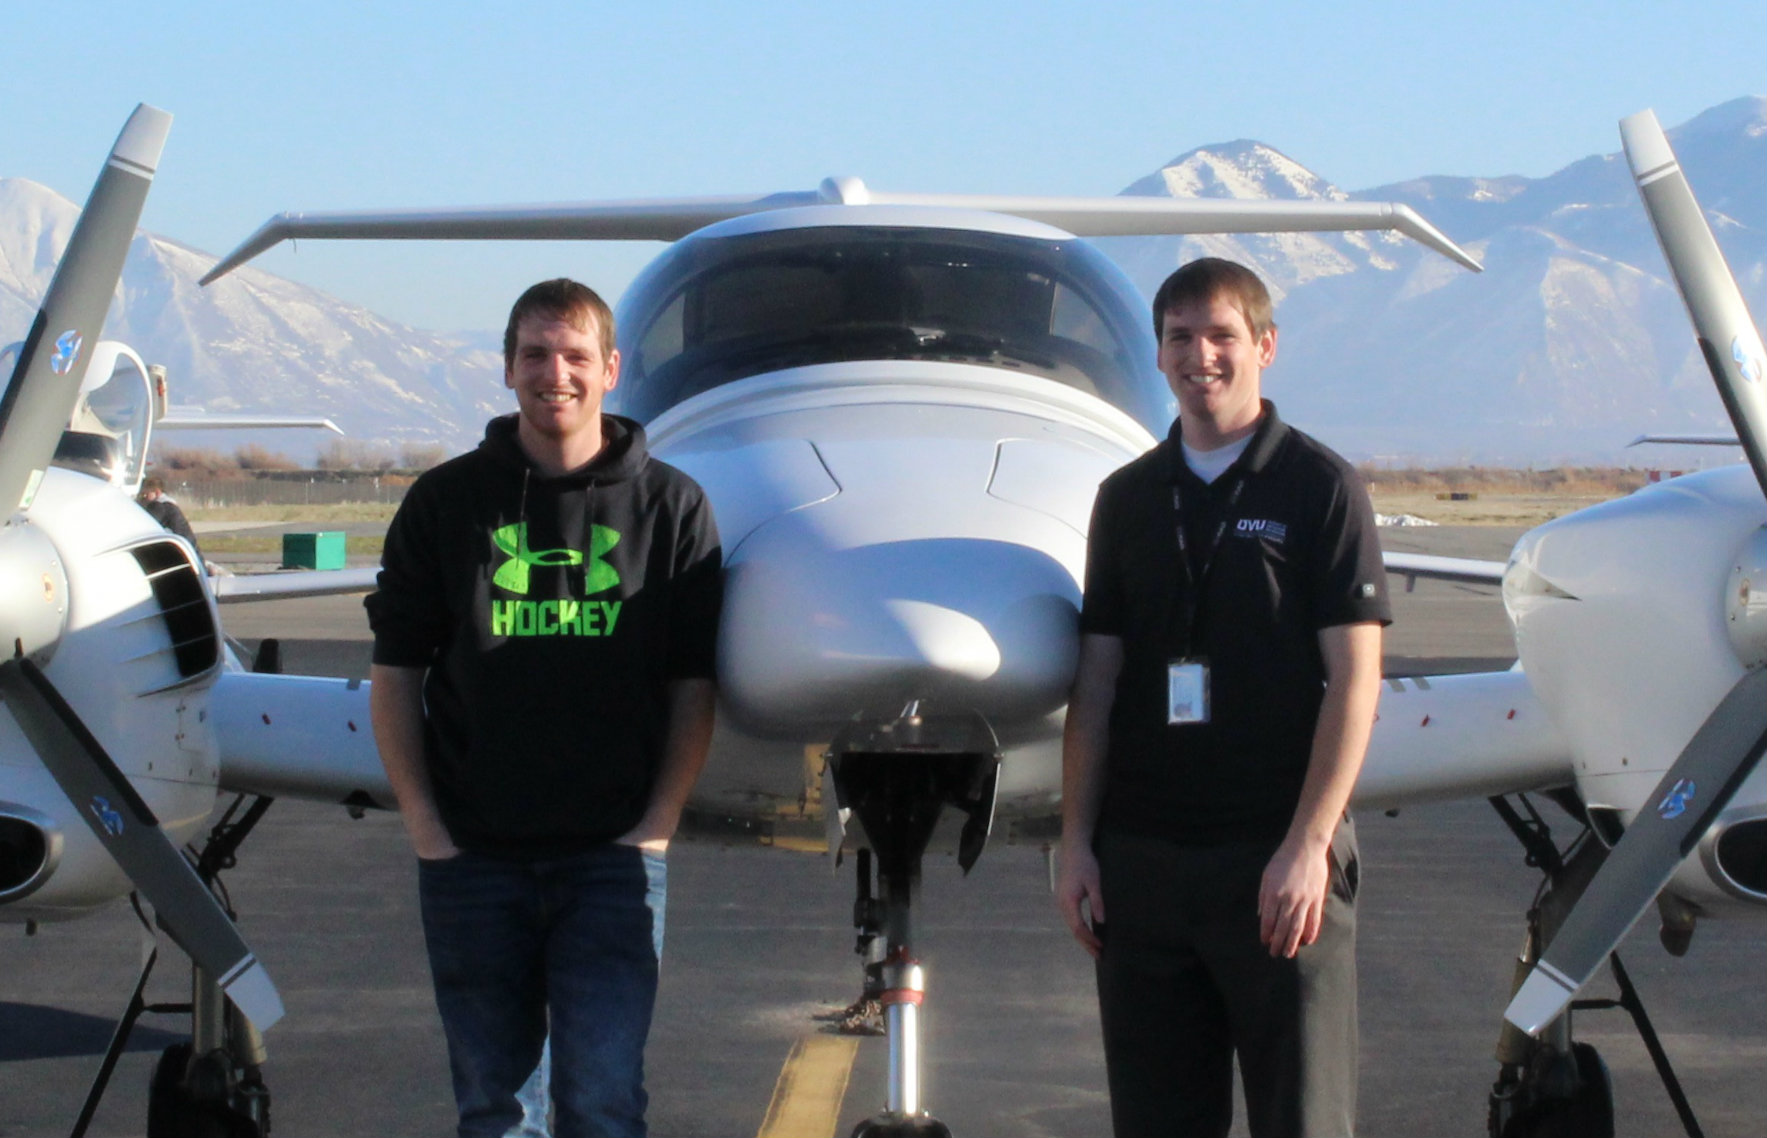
top-left (1094, 821), bottom-right (1359, 1138)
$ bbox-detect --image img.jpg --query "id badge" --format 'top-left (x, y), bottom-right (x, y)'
top-left (1167, 658), bottom-right (1210, 725)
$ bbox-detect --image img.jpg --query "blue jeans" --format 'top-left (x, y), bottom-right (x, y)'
top-left (418, 844), bottom-right (667, 1138)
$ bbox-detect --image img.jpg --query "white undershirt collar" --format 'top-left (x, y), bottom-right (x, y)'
top-left (1182, 434), bottom-right (1253, 484)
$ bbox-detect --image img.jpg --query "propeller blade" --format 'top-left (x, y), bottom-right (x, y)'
top-left (0, 103), bottom-right (170, 516)
top-left (1622, 108), bottom-right (1767, 499)
top-left (0, 659), bottom-right (283, 1029)
top-left (1503, 666), bottom-right (1767, 1035)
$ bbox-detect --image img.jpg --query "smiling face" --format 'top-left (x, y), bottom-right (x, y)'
top-left (505, 312), bottom-right (621, 467)
top-left (1157, 293), bottom-right (1277, 449)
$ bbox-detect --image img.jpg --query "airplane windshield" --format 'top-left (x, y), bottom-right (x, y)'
top-left (79, 353), bottom-right (154, 491)
top-left (6, 340), bottom-right (158, 492)
top-left (615, 225), bottom-right (1165, 428)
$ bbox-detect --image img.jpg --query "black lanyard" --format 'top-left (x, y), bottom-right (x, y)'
top-left (1169, 474), bottom-right (1248, 654)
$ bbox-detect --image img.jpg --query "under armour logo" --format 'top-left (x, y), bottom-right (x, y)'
top-left (491, 522), bottom-right (620, 596)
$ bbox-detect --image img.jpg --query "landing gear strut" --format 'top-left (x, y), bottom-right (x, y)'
top-left (826, 702), bottom-right (999, 1138)
top-left (71, 793), bottom-right (276, 1138)
top-left (1486, 793), bottom-right (1704, 1138)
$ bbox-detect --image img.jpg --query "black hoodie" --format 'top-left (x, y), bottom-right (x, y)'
top-left (367, 414), bottom-right (722, 855)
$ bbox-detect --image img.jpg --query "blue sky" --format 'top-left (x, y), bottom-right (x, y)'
top-left (5, 1), bottom-right (1763, 332)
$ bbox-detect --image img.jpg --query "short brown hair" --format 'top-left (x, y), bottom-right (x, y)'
top-left (503, 279), bottom-right (615, 370)
top-left (1151, 258), bottom-right (1276, 339)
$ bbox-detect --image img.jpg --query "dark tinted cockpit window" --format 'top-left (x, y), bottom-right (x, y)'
top-left (613, 225), bottom-right (1164, 428)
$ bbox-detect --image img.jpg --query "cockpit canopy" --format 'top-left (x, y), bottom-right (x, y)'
top-left (612, 223), bottom-right (1166, 430)
top-left (0, 339), bottom-right (156, 493)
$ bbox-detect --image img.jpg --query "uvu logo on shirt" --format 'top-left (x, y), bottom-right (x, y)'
top-left (488, 522), bottom-right (623, 638)
top-left (1234, 518), bottom-right (1288, 544)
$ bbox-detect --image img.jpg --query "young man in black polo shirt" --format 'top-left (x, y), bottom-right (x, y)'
top-left (1058, 258), bottom-right (1389, 1137)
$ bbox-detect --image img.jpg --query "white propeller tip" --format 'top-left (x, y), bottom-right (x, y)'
top-left (1503, 961), bottom-right (1579, 1037)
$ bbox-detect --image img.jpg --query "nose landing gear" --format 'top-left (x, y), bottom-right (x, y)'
top-left (826, 702), bottom-right (999, 1138)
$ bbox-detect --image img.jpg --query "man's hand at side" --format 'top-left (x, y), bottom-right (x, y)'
top-left (1258, 621), bottom-right (1381, 958)
top-left (1058, 633), bottom-right (1123, 958)
top-left (371, 663), bottom-right (460, 861)
top-left (614, 677), bottom-right (716, 854)
top-left (1258, 833), bottom-right (1329, 959)
top-left (1057, 841), bottom-right (1106, 958)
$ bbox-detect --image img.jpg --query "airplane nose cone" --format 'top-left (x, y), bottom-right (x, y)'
top-left (882, 599), bottom-right (1001, 681)
top-left (718, 525), bottom-right (1079, 736)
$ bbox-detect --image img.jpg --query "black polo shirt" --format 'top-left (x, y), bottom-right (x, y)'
top-left (1080, 402), bottom-right (1390, 845)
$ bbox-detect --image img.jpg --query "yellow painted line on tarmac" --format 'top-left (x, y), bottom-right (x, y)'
top-left (765, 834), bottom-right (828, 853)
top-left (756, 1032), bottom-right (859, 1138)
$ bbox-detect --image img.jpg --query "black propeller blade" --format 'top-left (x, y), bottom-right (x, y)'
top-left (0, 659), bottom-right (284, 1029)
top-left (1503, 109), bottom-right (1767, 1035)
top-left (0, 104), bottom-right (170, 517)
top-left (1505, 667), bottom-right (1767, 1033)
top-left (1622, 108), bottom-right (1767, 498)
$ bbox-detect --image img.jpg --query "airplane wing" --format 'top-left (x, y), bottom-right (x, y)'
top-left (1504, 107), bottom-right (1767, 1036)
top-left (212, 567), bottom-right (379, 603)
top-left (1383, 552), bottom-right (1507, 588)
top-left (1356, 669), bottom-right (1571, 809)
top-left (158, 408), bottom-right (344, 433)
top-left (1627, 433), bottom-right (1740, 447)
top-left (210, 672), bottom-right (389, 807)
top-left (200, 178), bottom-right (1481, 282)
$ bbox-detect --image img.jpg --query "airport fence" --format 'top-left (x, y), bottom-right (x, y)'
top-left (169, 477), bottom-right (411, 508)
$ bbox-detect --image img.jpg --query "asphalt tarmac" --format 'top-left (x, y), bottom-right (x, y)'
top-left (3, 526), bottom-right (1763, 1136)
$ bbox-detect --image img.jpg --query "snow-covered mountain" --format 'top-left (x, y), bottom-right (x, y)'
top-left (0, 178), bottom-right (505, 455)
top-left (1096, 96), bottom-right (1766, 462)
top-left (2, 96), bottom-right (1760, 463)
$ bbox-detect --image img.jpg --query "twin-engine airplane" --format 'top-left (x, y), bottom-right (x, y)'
top-left (4, 99), bottom-right (1755, 1137)
top-left (194, 151), bottom-right (1481, 1135)
top-left (4, 104), bottom-right (1479, 1137)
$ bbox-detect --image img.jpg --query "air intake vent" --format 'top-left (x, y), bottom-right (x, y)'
top-left (129, 540), bottom-right (218, 677)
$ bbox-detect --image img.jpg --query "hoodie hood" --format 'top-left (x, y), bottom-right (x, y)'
top-left (478, 412), bottom-right (651, 486)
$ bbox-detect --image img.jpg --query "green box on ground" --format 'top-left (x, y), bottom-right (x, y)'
top-left (282, 531), bottom-right (347, 570)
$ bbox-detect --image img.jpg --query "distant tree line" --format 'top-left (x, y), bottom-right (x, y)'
top-left (154, 440), bottom-right (452, 482)
top-left (1359, 466), bottom-right (1651, 496)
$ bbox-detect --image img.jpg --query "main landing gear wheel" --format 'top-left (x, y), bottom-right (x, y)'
top-left (1489, 1041), bottom-right (1614, 1138)
top-left (147, 1043), bottom-right (269, 1138)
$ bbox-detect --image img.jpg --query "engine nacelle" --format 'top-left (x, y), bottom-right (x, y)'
top-left (0, 801), bottom-right (62, 904)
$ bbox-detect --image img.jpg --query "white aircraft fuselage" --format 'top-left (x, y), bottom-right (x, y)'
top-left (608, 205), bottom-right (1165, 824)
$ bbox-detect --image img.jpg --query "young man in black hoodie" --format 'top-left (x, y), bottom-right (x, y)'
top-left (368, 279), bottom-right (721, 1137)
